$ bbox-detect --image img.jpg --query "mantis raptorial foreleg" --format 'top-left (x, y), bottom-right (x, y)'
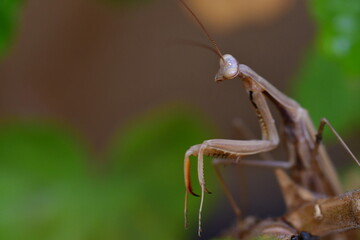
top-left (209, 118), bottom-right (280, 225)
top-left (184, 87), bottom-right (291, 235)
top-left (185, 90), bottom-right (280, 194)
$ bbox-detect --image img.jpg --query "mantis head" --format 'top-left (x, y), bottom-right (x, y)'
top-left (178, 0), bottom-right (238, 82)
top-left (215, 54), bottom-right (239, 82)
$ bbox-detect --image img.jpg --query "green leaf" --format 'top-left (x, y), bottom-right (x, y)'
top-left (294, 0), bottom-right (360, 140)
top-left (0, 121), bottom-right (88, 180)
top-left (0, 0), bottom-right (24, 57)
top-left (108, 105), bottom-right (217, 239)
top-left (309, 0), bottom-right (360, 75)
top-left (293, 51), bottom-right (360, 137)
top-left (0, 121), bottom-right (90, 239)
top-left (0, 106), bottom-right (217, 239)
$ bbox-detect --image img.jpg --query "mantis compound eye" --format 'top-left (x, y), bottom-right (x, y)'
top-left (222, 54), bottom-right (239, 79)
top-left (215, 54), bottom-right (239, 81)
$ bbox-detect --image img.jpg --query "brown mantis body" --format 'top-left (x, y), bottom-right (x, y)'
top-left (226, 171), bottom-right (360, 239)
top-left (179, 0), bottom-right (360, 238)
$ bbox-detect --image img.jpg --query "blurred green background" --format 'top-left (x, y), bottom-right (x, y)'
top-left (0, 0), bottom-right (359, 239)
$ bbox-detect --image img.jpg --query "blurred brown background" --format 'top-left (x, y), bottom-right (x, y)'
top-left (0, 0), bottom-right (313, 152)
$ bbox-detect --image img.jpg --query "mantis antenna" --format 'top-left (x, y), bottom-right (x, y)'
top-left (179, 0), bottom-right (224, 61)
top-left (171, 39), bottom-right (223, 58)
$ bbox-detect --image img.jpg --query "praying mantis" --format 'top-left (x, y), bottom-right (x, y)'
top-left (179, 0), bottom-right (360, 238)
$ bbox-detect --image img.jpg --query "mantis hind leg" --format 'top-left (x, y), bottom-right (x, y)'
top-left (212, 158), bottom-right (243, 222)
top-left (310, 117), bottom-right (359, 195)
top-left (314, 118), bottom-right (359, 167)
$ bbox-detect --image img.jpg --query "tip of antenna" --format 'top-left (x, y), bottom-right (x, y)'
top-left (178, 0), bottom-right (223, 59)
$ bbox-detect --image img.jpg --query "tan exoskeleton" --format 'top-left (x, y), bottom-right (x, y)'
top-left (179, 0), bottom-right (360, 237)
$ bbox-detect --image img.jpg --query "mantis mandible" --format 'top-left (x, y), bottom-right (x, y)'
top-left (179, 0), bottom-right (360, 237)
